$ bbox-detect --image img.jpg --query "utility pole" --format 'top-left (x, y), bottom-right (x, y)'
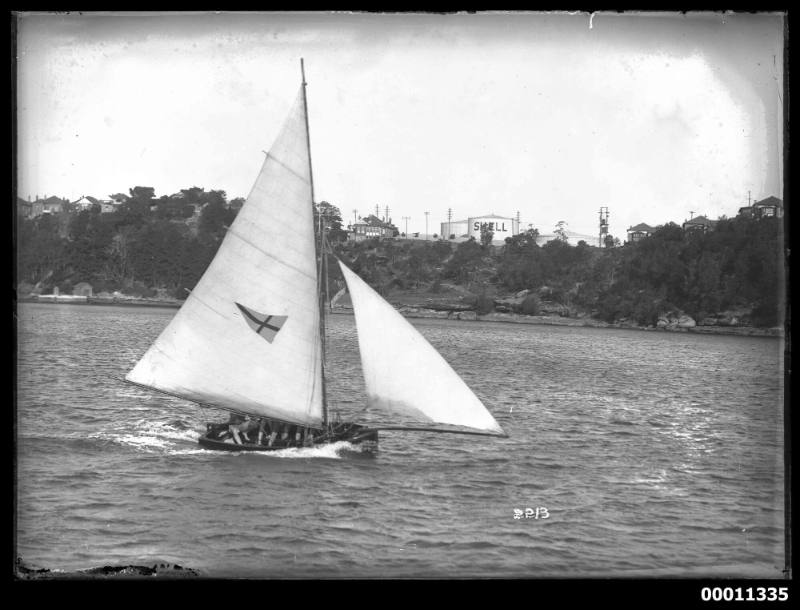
top-left (424, 211), bottom-right (430, 240)
top-left (375, 204), bottom-right (380, 219)
top-left (352, 209), bottom-right (358, 225)
top-left (598, 206), bottom-right (609, 247)
top-left (447, 208), bottom-right (452, 239)
top-left (385, 205), bottom-right (390, 224)
top-left (689, 210), bottom-right (694, 220)
top-left (402, 216), bottom-right (410, 238)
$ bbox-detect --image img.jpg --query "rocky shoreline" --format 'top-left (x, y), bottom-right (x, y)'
top-left (18, 294), bottom-right (182, 308)
top-left (18, 294), bottom-right (781, 338)
top-left (371, 291), bottom-right (784, 338)
top-left (333, 305), bottom-right (782, 338)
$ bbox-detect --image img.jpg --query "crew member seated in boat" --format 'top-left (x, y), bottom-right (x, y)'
top-left (228, 414), bottom-right (260, 445)
top-left (226, 412), bottom-right (244, 443)
top-left (262, 419), bottom-right (282, 446)
top-left (267, 420), bottom-right (279, 447)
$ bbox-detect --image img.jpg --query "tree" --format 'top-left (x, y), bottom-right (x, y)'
top-left (315, 201), bottom-right (348, 242)
top-left (444, 237), bottom-right (484, 284)
top-left (17, 214), bottom-right (66, 286)
top-left (554, 220), bottom-right (569, 242)
top-left (497, 229), bottom-right (543, 291)
top-left (480, 223), bottom-right (494, 247)
top-left (117, 186), bottom-right (157, 225)
top-left (520, 293), bottom-right (540, 315)
top-left (199, 197), bottom-right (233, 240)
top-left (504, 228), bottom-right (540, 252)
top-left (129, 186), bottom-right (156, 201)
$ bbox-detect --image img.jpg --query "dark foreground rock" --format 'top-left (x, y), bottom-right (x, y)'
top-left (15, 557), bottom-right (199, 579)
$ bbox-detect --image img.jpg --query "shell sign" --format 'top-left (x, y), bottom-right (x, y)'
top-left (469, 216), bottom-right (515, 240)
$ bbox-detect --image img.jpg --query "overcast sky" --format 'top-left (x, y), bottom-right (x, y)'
top-left (16, 11), bottom-right (784, 238)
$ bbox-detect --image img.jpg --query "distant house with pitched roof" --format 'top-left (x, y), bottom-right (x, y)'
top-left (73, 196), bottom-right (100, 212)
top-left (39, 196), bottom-right (67, 215)
top-left (17, 197), bottom-right (41, 219)
top-left (626, 222), bottom-right (656, 243)
top-left (18, 195), bottom-right (67, 218)
top-left (738, 195), bottom-right (783, 220)
top-left (349, 215), bottom-right (398, 241)
top-left (682, 215), bottom-right (717, 234)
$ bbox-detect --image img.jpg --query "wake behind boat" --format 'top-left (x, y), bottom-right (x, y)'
top-left (124, 60), bottom-right (507, 452)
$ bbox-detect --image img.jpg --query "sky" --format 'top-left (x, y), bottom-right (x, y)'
top-left (15, 11), bottom-right (785, 239)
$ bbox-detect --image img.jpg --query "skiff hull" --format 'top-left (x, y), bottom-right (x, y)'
top-left (198, 422), bottom-right (378, 452)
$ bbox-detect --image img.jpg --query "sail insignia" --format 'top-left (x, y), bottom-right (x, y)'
top-left (235, 303), bottom-right (288, 343)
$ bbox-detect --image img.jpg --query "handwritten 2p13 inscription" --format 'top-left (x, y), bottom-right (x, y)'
top-left (513, 507), bottom-right (550, 520)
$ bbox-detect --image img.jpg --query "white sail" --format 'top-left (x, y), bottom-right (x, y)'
top-left (126, 87), bottom-right (324, 427)
top-left (339, 261), bottom-right (505, 436)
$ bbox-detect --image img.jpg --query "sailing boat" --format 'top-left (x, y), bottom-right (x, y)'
top-left (125, 61), bottom-right (507, 452)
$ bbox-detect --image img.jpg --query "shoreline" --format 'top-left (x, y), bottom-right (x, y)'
top-left (332, 306), bottom-right (783, 338)
top-left (17, 295), bottom-right (182, 308)
top-left (17, 296), bottom-right (782, 338)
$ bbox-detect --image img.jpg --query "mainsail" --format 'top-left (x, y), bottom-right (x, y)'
top-left (338, 261), bottom-right (506, 436)
top-left (126, 87), bottom-right (324, 427)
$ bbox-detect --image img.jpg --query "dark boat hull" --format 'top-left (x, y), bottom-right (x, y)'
top-left (198, 421), bottom-right (378, 452)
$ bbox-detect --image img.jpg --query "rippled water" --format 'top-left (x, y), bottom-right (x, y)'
top-left (15, 303), bottom-right (785, 578)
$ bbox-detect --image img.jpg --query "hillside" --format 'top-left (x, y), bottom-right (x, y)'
top-left (16, 192), bottom-right (785, 330)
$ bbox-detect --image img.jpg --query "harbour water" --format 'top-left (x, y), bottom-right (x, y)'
top-left (15, 303), bottom-right (785, 578)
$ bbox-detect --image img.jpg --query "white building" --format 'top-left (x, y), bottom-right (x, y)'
top-left (441, 214), bottom-right (519, 243)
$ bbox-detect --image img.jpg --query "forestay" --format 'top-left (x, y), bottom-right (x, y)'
top-left (339, 261), bottom-right (505, 436)
top-left (126, 88), bottom-right (324, 427)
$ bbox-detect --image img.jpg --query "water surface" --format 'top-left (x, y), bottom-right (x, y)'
top-left (16, 303), bottom-right (785, 577)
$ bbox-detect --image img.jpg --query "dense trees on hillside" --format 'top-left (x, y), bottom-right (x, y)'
top-left (16, 189), bottom-right (785, 327)
top-left (334, 217), bottom-right (783, 327)
top-left (17, 186), bottom-right (243, 298)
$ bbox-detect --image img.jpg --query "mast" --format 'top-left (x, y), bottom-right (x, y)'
top-left (301, 58), bottom-right (329, 426)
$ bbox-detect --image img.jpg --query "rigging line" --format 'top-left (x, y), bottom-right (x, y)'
top-left (224, 225), bottom-right (316, 282)
top-left (182, 287), bottom-right (230, 319)
top-left (263, 151), bottom-right (310, 185)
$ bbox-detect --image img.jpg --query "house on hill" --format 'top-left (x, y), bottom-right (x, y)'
top-left (682, 215), bottom-right (717, 234)
top-left (626, 222), bottom-right (656, 243)
top-left (17, 197), bottom-right (42, 219)
top-left (73, 196), bottom-right (100, 212)
top-left (348, 215), bottom-right (398, 241)
top-left (40, 196), bottom-right (67, 215)
top-left (18, 196), bottom-right (65, 218)
top-left (753, 196), bottom-right (783, 218)
top-left (738, 195), bottom-right (783, 220)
